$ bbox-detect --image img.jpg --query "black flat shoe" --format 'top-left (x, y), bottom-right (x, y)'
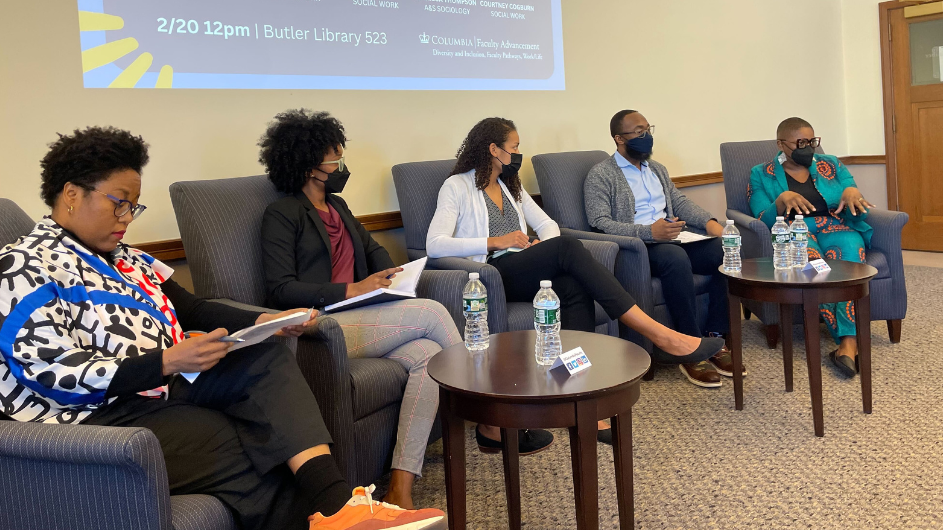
top-left (650, 337), bottom-right (725, 365)
top-left (475, 426), bottom-right (554, 456)
top-left (597, 428), bottom-right (613, 446)
top-left (829, 349), bottom-right (858, 378)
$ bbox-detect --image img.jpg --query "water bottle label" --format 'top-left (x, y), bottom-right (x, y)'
top-left (772, 233), bottom-right (790, 244)
top-left (790, 232), bottom-right (808, 243)
top-left (722, 235), bottom-right (741, 248)
top-left (463, 297), bottom-right (487, 312)
top-left (534, 307), bottom-right (559, 325)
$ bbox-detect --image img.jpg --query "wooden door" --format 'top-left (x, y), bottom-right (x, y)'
top-left (883, 2), bottom-right (943, 251)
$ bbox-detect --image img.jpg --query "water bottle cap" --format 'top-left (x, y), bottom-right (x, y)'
top-left (795, 215), bottom-right (804, 219)
top-left (726, 219), bottom-right (734, 225)
top-left (469, 272), bottom-right (479, 280)
top-left (776, 216), bottom-right (784, 221)
top-left (540, 280), bottom-right (552, 288)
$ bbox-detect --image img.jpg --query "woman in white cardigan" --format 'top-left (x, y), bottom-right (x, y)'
top-left (428, 117), bottom-right (725, 445)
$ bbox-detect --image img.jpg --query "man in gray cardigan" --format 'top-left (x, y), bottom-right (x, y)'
top-left (584, 110), bottom-right (743, 388)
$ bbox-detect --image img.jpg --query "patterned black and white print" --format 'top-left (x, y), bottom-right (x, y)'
top-left (483, 187), bottom-right (522, 238)
top-left (0, 219), bottom-right (182, 424)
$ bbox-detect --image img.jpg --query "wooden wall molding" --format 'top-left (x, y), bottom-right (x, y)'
top-left (135, 239), bottom-right (186, 261)
top-left (839, 155), bottom-right (887, 165)
top-left (673, 171), bottom-right (725, 189)
top-left (134, 155), bottom-right (886, 261)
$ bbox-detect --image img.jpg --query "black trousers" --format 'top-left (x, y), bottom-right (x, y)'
top-left (85, 342), bottom-right (333, 530)
top-left (645, 237), bottom-right (730, 337)
top-left (490, 235), bottom-right (637, 332)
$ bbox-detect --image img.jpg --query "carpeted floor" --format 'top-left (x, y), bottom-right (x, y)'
top-left (382, 265), bottom-right (943, 529)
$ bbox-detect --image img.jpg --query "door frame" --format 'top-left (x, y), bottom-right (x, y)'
top-left (879, 0), bottom-right (941, 211)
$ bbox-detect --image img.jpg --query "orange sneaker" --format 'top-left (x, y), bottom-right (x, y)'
top-left (308, 485), bottom-right (446, 530)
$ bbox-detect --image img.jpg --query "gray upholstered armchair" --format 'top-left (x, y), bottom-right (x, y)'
top-left (531, 151), bottom-right (714, 354)
top-left (719, 140), bottom-right (908, 347)
top-left (391, 159), bottom-right (619, 336)
top-left (0, 198), bottom-right (235, 530)
top-left (169, 176), bottom-right (467, 487)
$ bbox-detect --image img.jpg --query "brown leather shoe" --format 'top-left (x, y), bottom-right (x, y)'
top-left (679, 361), bottom-right (722, 388)
top-left (707, 346), bottom-right (747, 378)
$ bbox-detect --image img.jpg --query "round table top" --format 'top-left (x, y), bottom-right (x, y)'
top-left (428, 330), bottom-right (651, 403)
top-left (720, 258), bottom-right (878, 288)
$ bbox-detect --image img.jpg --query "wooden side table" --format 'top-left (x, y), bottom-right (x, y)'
top-left (722, 258), bottom-right (878, 436)
top-left (428, 330), bottom-right (650, 530)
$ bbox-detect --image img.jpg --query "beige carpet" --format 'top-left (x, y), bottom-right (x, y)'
top-left (383, 265), bottom-right (943, 529)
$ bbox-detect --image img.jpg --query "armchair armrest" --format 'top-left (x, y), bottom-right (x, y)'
top-left (576, 239), bottom-right (618, 273)
top-left (865, 209), bottom-right (908, 256)
top-left (560, 227), bottom-right (646, 254)
top-left (294, 316), bottom-right (358, 482)
top-left (561, 227), bottom-right (654, 350)
top-left (416, 269), bottom-right (469, 334)
top-left (727, 209), bottom-right (772, 259)
top-left (425, 256), bottom-right (510, 333)
top-left (0, 422), bottom-right (172, 530)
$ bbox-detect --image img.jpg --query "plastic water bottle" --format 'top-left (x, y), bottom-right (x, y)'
top-left (463, 273), bottom-right (489, 351)
top-left (533, 280), bottom-right (562, 365)
top-left (722, 220), bottom-right (742, 272)
top-left (790, 215), bottom-right (810, 269)
top-left (772, 216), bottom-right (792, 270)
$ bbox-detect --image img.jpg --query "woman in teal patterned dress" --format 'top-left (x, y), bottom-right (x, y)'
top-left (748, 117), bottom-right (877, 377)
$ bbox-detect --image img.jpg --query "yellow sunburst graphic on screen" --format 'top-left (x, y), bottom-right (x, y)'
top-left (79, 11), bottom-right (174, 88)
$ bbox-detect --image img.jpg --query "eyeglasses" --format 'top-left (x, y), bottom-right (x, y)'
top-left (319, 156), bottom-right (346, 173)
top-left (618, 125), bottom-right (655, 139)
top-left (779, 137), bottom-right (821, 149)
top-left (89, 189), bottom-right (147, 219)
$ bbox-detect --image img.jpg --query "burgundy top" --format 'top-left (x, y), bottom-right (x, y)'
top-left (316, 205), bottom-right (356, 285)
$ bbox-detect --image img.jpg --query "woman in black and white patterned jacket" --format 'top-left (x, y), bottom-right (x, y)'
top-left (0, 127), bottom-right (445, 530)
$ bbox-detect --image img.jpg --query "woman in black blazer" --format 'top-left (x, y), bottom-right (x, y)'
top-left (258, 110), bottom-right (557, 509)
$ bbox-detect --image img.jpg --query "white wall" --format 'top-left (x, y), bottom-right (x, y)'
top-left (1, 0), bottom-right (881, 247)
top-left (840, 0), bottom-right (887, 155)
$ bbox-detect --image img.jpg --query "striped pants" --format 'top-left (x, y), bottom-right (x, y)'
top-left (326, 298), bottom-right (461, 476)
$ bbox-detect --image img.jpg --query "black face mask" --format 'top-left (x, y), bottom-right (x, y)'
top-left (497, 150), bottom-right (523, 179)
top-left (622, 134), bottom-right (654, 162)
top-left (314, 167), bottom-right (351, 194)
top-left (790, 146), bottom-right (815, 168)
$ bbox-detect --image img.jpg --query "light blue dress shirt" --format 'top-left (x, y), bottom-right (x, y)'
top-left (614, 151), bottom-right (667, 225)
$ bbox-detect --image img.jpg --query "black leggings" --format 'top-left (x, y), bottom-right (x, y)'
top-left (86, 342), bottom-right (338, 530)
top-left (490, 235), bottom-right (637, 332)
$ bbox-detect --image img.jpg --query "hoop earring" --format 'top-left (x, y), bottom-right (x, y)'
top-left (68, 205), bottom-right (74, 214)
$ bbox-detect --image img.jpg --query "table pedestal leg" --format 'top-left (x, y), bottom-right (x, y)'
top-left (856, 295), bottom-right (873, 414)
top-left (569, 400), bottom-right (598, 530)
top-left (780, 304), bottom-right (794, 392)
top-left (728, 293), bottom-right (743, 410)
top-left (802, 293), bottom-right (825, 437)
top-left (440, 388), bottom-right (466, 529)
top-left (500, 428), bottom-right (521, 530)
top-left (611, 411), bottom-right (634, 529)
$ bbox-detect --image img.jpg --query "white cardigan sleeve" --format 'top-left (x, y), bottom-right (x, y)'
top-left (426, 178), bottom-right (489, 258)
top-left (522, 192), bottom-right (560, 240)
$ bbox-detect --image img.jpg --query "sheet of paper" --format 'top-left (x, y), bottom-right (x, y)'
top-left (388, 257), bottom-right (427, 293)
top-left (181, 309), bottom-right (314, 383)
top-left (674, 231), bottom-right (714, 244)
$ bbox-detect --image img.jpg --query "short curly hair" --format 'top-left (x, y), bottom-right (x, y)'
top-left (452, 117), bottom-right (522, 202)
top-left (258, 109), bottom-right (347, 194)
top-left (40, 126), bottom-right (149, 208)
